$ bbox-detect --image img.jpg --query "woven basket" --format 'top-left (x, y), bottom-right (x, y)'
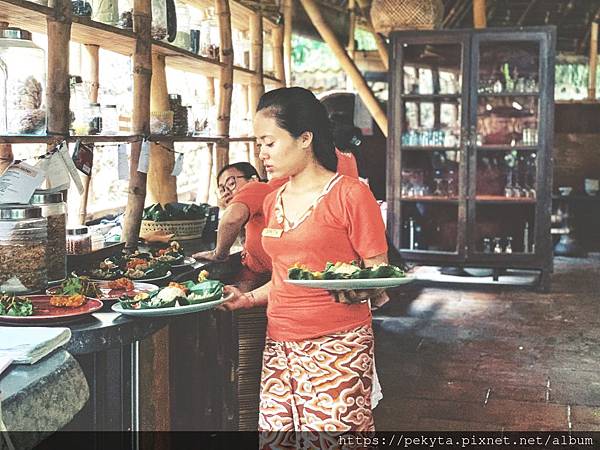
top-left (140, 218), bottom-right (207, 240)
top-left (371, 0), bottom-right (444, 35)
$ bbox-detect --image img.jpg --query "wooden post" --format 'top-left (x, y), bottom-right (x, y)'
top-left (122, 0), bottom-right (151, 250)
top-left (283, 0), bottom-right (293, 86)
top-left (300, 0), bottom-right (388, 137)
top-left (148, 52), bottom-right (177, 205)
top-left (473, 0), bottom-right (487, 29)
top-left (200, 77), bottom-right (216, 203)
top-left (272, 24), bottom-right (286, 86)
top-left (346, 0), bottom-right (356, 90)
top-left (83, 44), bottom-right (99, 102)
top-left (78, 44), bottom-right (99, 225)
top-left (215, 0), bottom-right (233, 173)
top-left (46, 0), bottom-right (72, 138)
top-left (356, 0), bottom-right (388, 70)
top-left (250, 11), bottom-right (266, 178)
top-left (589, 21), bottom-right (598, 100)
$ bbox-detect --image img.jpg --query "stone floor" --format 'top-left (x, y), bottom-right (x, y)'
top-left (372, 255), bottom-right (600, 431)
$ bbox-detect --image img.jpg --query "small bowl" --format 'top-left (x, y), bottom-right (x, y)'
top-left (558, 187), bottom-right (572, 196)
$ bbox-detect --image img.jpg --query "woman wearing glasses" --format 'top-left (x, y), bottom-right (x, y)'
top-left (220, 87), bottom-right (388, 439)
top-left (192, 162), bottom-right (273, 291)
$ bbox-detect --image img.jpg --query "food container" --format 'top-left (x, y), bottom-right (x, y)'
top-left (102, 104), bottom-right (119, 134)
top-left (150, 110), bottom-right (174, 135)
top-left (151, 0), bottom-right (168, 40)
top-left (91, 0), bottom-right (119, 25)
top-left (0, 205), bottom-right (48, 294)
top-left (87, 102), bottom-right (103, 134)
top-left (66, 226), bottom-right (92, 255)
top-left (72, 0), bottom-right (93, 16)
top-left (30, 191), bottom-right (67, 283)
top-left (0, 23), bottom-right (46, 135)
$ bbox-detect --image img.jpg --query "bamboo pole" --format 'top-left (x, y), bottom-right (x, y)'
top-left (300, 0), bottom-right (388, 137)
top-left (83, 44), bottom-right (99, 102)
top-left (272, 24), bottom-right (286, 86)
top-left (250, 10), bottom-right (266, 177)
top-left (122, 0), bottom-right (151, 249)
top-left (46, 0), bottom-right (72, 138)
top-left (283, 0), bottom-right (293, 86)
top-left (473, 0), bottom-right (487, 29)
top-left (215, 0), bottom-right (232, 173)
top-left (78, 45), bottom-right (99, 225)
top-left (346, 0), bottom-right (356, 90)
top-left (199, 78), bottom-right (216, 203)
top-left (148, 52), bottom-right (177, 205)
top-left (589, 21), bottom-right (598, 100)
top-left (356, 0), bottom-right (388, 70)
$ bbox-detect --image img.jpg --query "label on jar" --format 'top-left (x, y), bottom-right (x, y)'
top-left (118, 143), bottom-right (130, 180)
top-left (58, 142), bottom-right (85, 194)
top-left (171, 152), bottom-right (184, 176)
top-left (0, 162), bottom-right (45, 204)
top-left (38, 150), bottom-right (71, 191)
top-left (138, 139), bottom-right (150, 173)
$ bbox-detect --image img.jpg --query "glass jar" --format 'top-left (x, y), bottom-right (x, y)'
top-left (70, 75), bottom-right (88, 135)
top-left (66, 226), bottom-right (92, 255)
top-left (0, 23), bottom-right (46, 135)
top-left (151, 0), bottom-right (168, 41)
top-left (0, 205), bottom-right (48, 294)
top-left (30, 191), bottom-right (67, 283)
top-left (150, 110), bottom-right (174, 135)
top-left (102, 104), bottom-right (119, 135)
top-left (72, 0), bottom-right (93, 16)
top-left (87, 102), bottom-right (103, 134)
top-left (173, 3), bottom-right (191, 50)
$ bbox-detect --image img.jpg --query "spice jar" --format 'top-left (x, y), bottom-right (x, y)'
top-left (87, 102), bottom-right (103, 134)
top-left (66, 226), bottom-right (92, 255)
top-left (102, 104), bottom-right (119, 135)
top-left (30, 191), bottom-right (67, 283)
top-left (0, 205), bottom-right (48, 294)
top-left (0, 23), bottom-right (47, 135)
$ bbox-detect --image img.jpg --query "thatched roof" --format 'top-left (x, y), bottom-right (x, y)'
top-left (238, 0), bottom-right (600, 54)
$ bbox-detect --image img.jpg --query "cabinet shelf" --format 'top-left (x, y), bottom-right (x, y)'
top-left (477, 92), bottom-right (539, 98)
top-left (401, 146), bottom-right (461, 152)
top-left (475, 196), bottom-right (536, 204)
top-left (401, 94), bottom-right (461, 102)
top-left (401, 196), bottom-right (459, 203)
top-left (476, 145), bottom-right (538, 152)
top-left (0, 0), bottom-right (283, 85)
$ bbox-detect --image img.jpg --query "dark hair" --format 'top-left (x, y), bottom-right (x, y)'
top-left (332, 121), bottom-right (363, 154)
top-left (217, 162), bottom-right (260, 182)
top-left (256, 87), bottom-right (337, 172)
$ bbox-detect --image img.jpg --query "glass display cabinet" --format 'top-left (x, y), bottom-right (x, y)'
top-left (387, 27), bottom-right (555, 290)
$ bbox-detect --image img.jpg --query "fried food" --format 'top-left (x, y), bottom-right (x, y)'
top-left (108, 277), bottom-right (135, 291)
top-left (50, 294), bottom-right (87, 307)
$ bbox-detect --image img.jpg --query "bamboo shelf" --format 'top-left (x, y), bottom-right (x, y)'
top-left (0, 0), bottom-right (283, 85)
top-left (182, 0), bottom-right (278, 33)
top-left (0, 134), bottom-right (256, 144)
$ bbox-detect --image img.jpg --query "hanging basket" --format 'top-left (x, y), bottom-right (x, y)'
top-left (370, 0), bottom-right (444, 35)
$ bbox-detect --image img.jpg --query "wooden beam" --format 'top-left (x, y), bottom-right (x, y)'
top-left (473, 0), bottom-right (487, 28)
top-left (249, 10), bottom-right (266, 178)
top-left (46, 0), bottom-right (71, 137)
top-left (215, 0), bottom-right (232, 173)
top-left (148, 53), bottom-right (177, 205)
top-left (83, 44), bottom-right (99, 102)
top-left (122, 0), bottom-right (151, 250)
top-left (299, 0), bottom-right (388, 137)
top-left (283, 0), bottom-right (293, 86)
top-left (272, 23), bottom-right (286, 87)
top-left (589, 21), bottom-right (598, 100)
top-left (356, 0), bottom-right (388, 70)
top-left (347, 0), bottom-right (356, 57)
top-left (0, 145), bottom-right (13, 176)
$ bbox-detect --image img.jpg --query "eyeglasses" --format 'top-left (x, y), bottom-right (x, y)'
top-left (216, 175), bottom-right (247, 197)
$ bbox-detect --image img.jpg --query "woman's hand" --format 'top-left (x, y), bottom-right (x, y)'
top-left (331, 288), bottom-right (389, 308)
top-left (192, 249), bottom-right (228, 262)
top-left (217, 285), bottom-right (253, 311)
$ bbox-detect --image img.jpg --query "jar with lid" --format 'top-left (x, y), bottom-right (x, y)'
top-left (0, 22), bottom-right (46, 135)
top-left (151, 0), bottom-right (168, 40)
top-left (87, 102), bottom-right (103, 134)
top-left (91, 0), bottom-right (119, 25)
top-left (66, 226), bottom-right (92, 255)
top-left (0, 205), bottom-right (48, 294)
top-left (173, 3), bottom-right (191, 50)
top-left (102, 104), bottom-right (119, 135)
top-left (70, 75), bottom-right (88, 135)
top-left (30, 191), bottom-right (67, 283)
top-left (72, 0), bottom-right (93, 16)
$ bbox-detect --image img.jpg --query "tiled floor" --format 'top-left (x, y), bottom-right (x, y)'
top-left (372, 255), bottom-right (600, 431)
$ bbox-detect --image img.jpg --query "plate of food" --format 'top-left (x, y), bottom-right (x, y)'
top-left (0, 293), bottom-right (103, 324)
top-left (285, 262), bottom-right (412, 290)
top-left (47, 275), bottom-right (159, 302)
top-left (153, 241), bottom-right (186, 266)
top-left (112, 271), bottom-right (230, 317)
top-left (170, 257), bottom-right (197, 269)
top-left (84, 254), bottom-right (172, 282)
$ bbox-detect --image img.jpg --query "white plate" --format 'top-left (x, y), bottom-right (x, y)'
top-left (88, 271), bottom-right (172, 283)
top-left (111, 292), bottom-right (233, 317)
top-left (284, 277), bottom-right (414, 290)
top-left (171, 257), bottom-right (197, 269)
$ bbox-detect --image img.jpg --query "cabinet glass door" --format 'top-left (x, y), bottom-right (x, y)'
top-left (469, 34), bottom-right (546, 257)
top-left (393, 35), bottom-right (469, 257)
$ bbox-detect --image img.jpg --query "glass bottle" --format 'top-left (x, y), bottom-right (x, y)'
top-left (173, 3), bottom-right (191, 50)
top-left (69, 75), bottom-right (88, 135)
top-left (0, 23), bottom-right (46, 135)
top-left (102, 104), bottom-right (119, 135)
top-left (87, 102), bottom-right (103, 135)
top-left (72, 0), bottom-right (93, 16)
top-left (493, 237), bottom-right (502, 253)
top-left (91, 0), bottom-right (119, 25)
top-left (151, 0), bottom-right (168, 41)
top-left (505, 236), bottom-right (513, 254)
top-left (483, 237), bottom-right (492, 253)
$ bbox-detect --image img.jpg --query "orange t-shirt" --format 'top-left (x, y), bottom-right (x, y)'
top-left (267, 148), bottom-right (359, 190)
top-left (229, 182), bottom-right (273, 274)
top-left (261, 175), bottom-right (388, 341)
